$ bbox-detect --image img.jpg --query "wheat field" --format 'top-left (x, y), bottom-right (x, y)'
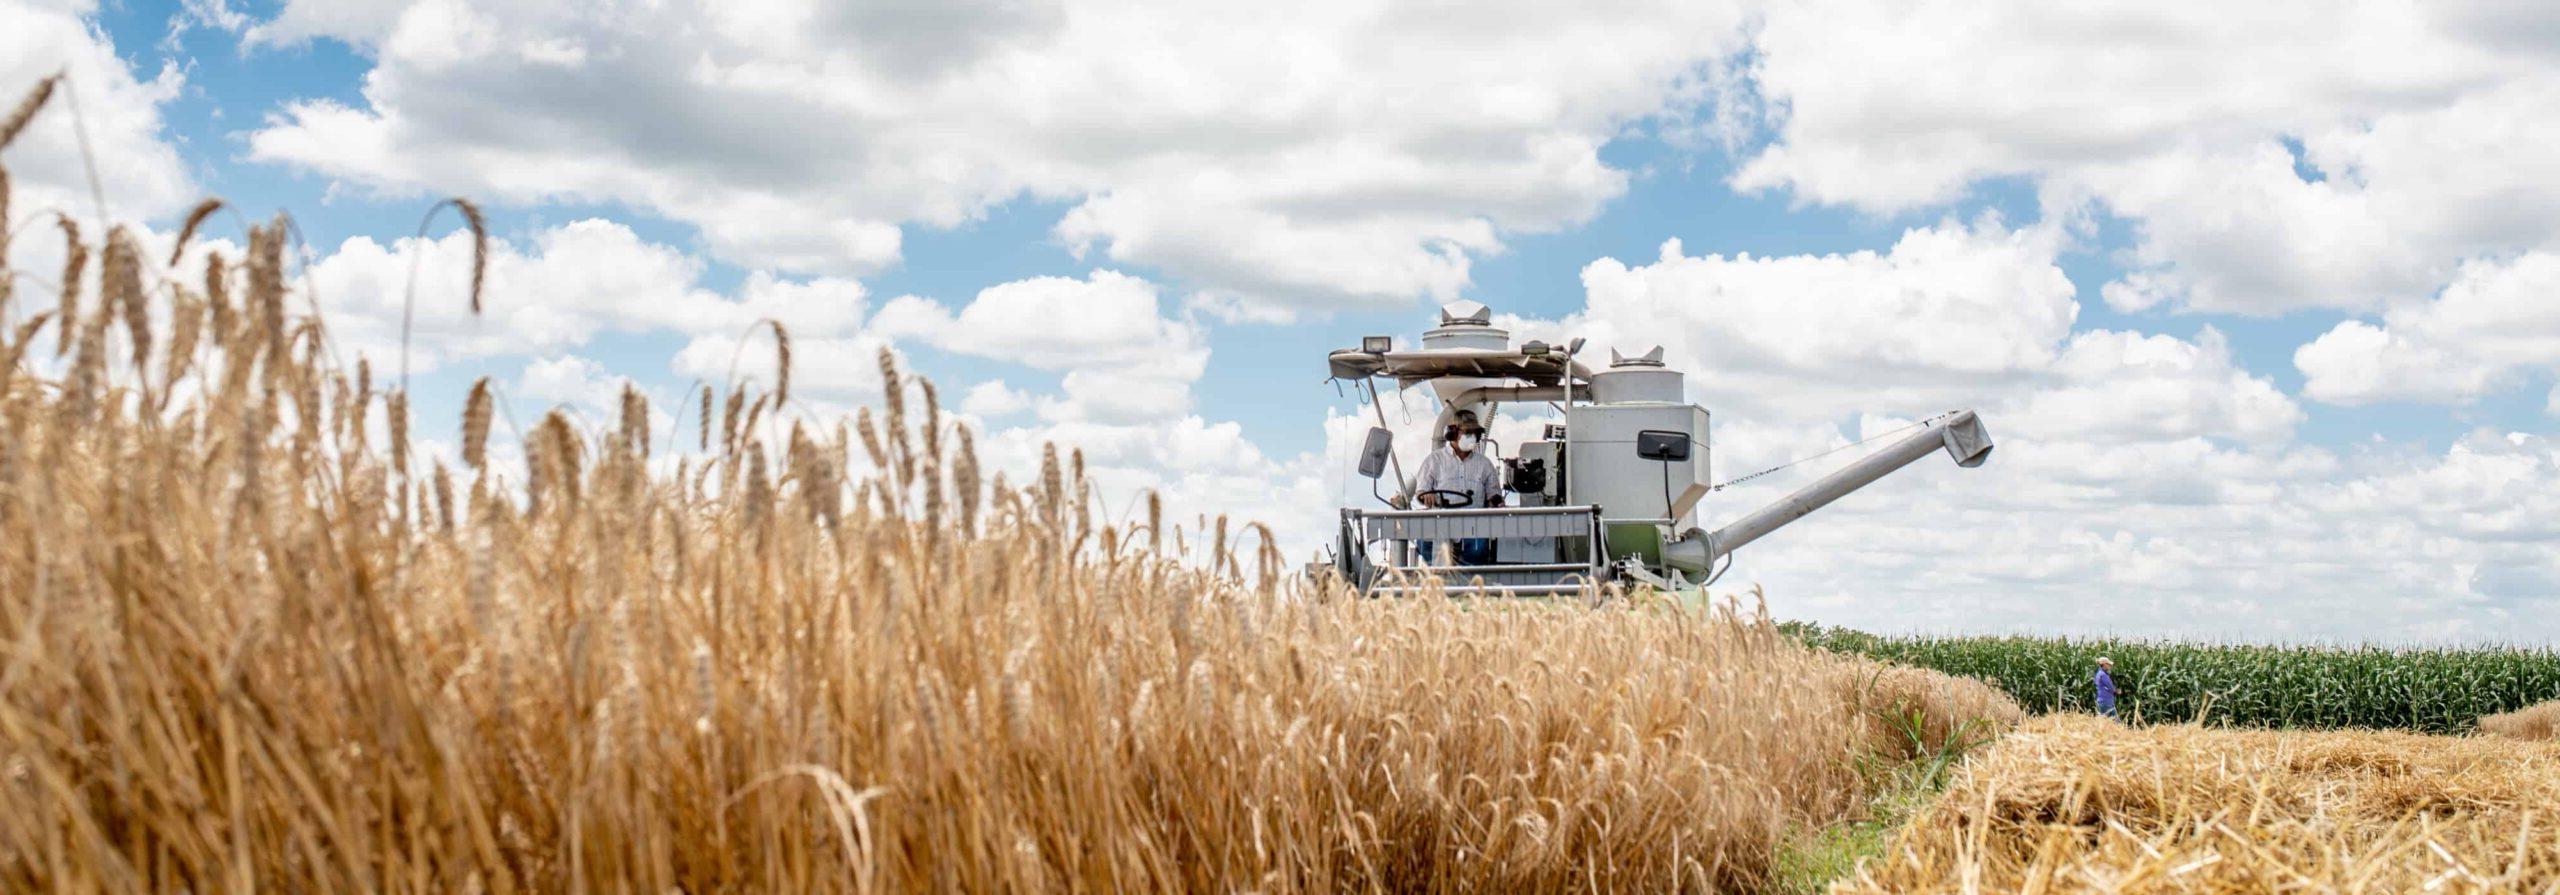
top-left (0, 77), bottom-right (2039, 892)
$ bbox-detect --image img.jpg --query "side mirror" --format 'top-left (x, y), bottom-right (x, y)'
top-left (1635, 429), bottom-right (1690, 462)
top-left (1357, 427), bottom-right (1394, 478)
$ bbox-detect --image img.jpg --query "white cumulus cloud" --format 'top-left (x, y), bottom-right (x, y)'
top-left (2296, 252), bottom-right (2560, 405)
top-left (1728, 1), bottom-right (2560, 320)
top-left (242, 0), bottom-right (1752, 313)
top-left (295, 219), bottom-right (870, 377)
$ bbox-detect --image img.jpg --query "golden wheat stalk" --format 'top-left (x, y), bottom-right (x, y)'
top-left (461, 376), bottom-right (493, 471)
top-left (167, 197), bottom-right (225, 265)
top-left (52, 215), bottom-right (84, 358)
top-left (0, 72), bottom-right (58, 150)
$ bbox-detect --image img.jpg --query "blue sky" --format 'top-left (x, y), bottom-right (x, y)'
top-left (11, 0), bottom-right (2560, 641)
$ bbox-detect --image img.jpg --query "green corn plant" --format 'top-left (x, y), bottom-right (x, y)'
top-left (1779, 622), bottom-right (2560, 735)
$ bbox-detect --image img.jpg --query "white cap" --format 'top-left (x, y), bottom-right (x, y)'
top-left (2096, 656), bottom-right (2113, 666)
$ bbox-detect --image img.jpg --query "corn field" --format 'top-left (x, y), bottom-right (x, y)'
top-left (1785, 623), bottom-right (2560, 734)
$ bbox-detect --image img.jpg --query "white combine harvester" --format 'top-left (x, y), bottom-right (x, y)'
top-left (1322, 301), bottom-right (1995, 598)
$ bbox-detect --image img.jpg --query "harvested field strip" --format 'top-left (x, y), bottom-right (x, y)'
top-left (1838, 716), bottom-right (2560, 893)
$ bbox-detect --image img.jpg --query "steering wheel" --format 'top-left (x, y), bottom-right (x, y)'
top-left (1416, 489), bottom-right (1474, 508)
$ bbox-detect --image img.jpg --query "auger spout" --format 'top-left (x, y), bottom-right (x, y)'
top-left (1666, 410), bottom-right (1992, 572)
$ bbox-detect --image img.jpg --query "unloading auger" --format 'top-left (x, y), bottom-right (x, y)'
top-left (1321, 301), bottom-right (1993, 598)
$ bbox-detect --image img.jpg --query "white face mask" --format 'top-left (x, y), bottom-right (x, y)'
top-left (1456, 434), bottom-right (1482, 452)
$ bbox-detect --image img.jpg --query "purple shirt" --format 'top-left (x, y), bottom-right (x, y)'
top-left (2094, 668), bottom-right (2116, 709)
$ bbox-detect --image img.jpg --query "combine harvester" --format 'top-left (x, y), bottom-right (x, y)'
top-left (1322, 301), bottom-right (1994, 599)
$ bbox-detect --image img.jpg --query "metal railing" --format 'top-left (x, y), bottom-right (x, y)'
top-left (1344, 504), bottom-right (1608, 596)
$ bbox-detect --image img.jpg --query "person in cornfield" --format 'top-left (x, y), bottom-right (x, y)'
top-left (2094, 656), bottom-right (2119, 719)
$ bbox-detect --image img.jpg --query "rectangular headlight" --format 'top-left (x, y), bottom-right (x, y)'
top-left (1362, 335), bottom-right (1393, 353)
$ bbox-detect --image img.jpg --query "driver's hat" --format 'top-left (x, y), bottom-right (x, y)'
top-left (1447, 409), bottom-right (1485, 442)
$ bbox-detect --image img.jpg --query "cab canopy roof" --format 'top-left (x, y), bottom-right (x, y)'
top-left (1326, 347), bottom-right (1588, 387)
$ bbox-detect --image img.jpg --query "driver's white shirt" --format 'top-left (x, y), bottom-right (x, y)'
top-left (1413, 446), bottom-right (1502, 507)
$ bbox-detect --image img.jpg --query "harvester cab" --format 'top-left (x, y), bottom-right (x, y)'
top-left (1323, 301), bottom-right (1994, 599)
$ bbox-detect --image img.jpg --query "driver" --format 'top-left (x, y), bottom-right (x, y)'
top-left (1412, 411), bottom-right (1502, 565)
